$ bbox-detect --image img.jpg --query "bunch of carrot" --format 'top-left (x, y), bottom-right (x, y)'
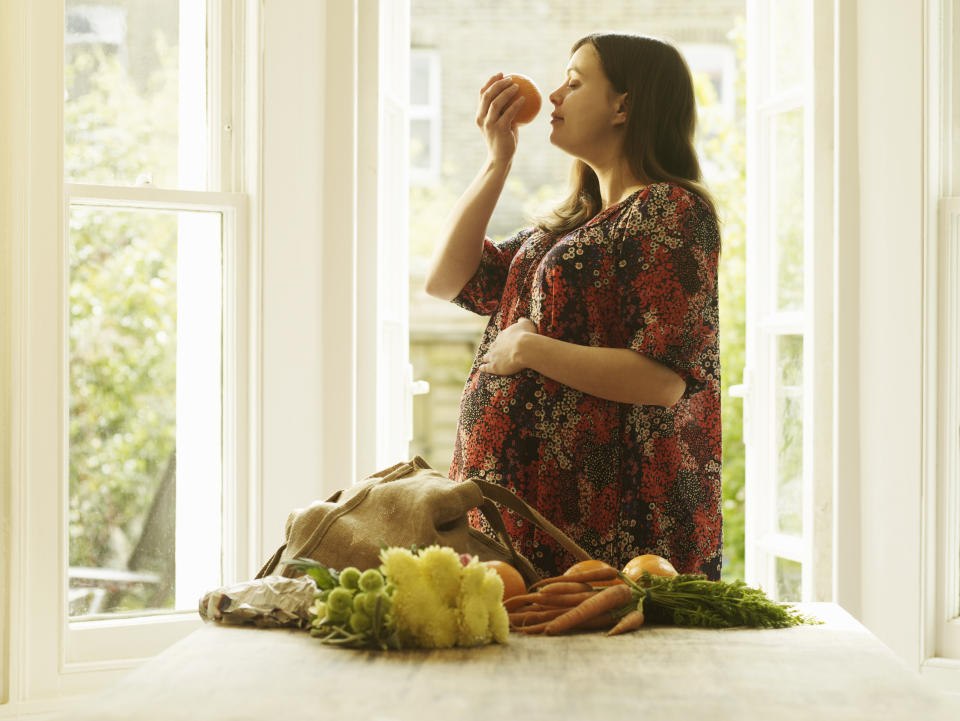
top-left (506, 562), bottom-right (646, 636)
top-left (507, 556), bottom-right (821, 636)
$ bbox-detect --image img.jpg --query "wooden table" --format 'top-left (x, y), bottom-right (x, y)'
top-left (67, 603), bottom-right (958, 721)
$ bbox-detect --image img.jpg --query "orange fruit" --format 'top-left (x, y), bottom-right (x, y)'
top-left (621, 554), bottom-right (679, 585)
top-left (562, 558), bottom-right (620, 586)
top-left (504, 73), bottom-right (542, 125)
top-left (482, 560), bottom-right (526, 600)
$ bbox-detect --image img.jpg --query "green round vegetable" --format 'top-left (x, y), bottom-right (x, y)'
top-left (327, 586), bottom-right (354, 614)
top-left (358, 568), bottom-right (385, 592)
top-left (311, 601), bottom-right (328, 621)
top-left (349, 611), bottom-right (372, 633)
top-left (353, 591), bottom-right (373, 616)
top-left (339, 567), bottom-right (362, 590)
top-left (325, 607), bottom-right (350, 625)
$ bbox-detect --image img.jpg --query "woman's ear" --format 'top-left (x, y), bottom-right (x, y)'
top-left (612, 92), bottom-right (630, 126)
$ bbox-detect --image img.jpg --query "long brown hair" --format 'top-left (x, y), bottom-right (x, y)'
top-left (533, 33), bottom-right (718, 237)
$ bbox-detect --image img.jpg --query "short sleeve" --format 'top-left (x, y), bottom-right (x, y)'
top-left (450, 228), bottom-right (533, 316)
top-left (617, 187), bottom-right (720, 396)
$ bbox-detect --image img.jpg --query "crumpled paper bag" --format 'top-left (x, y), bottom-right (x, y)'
top-left (199, 575), bottom-right (316, 628)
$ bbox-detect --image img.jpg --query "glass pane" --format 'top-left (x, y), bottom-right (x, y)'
top-left (772, 108), bottom-right (804, 312)
top-left (775, 557), bottom-right (802, 602)
top-left (411, 52), bottom-right (431, 106)
top-left (68, 205), bottom-right (222, 618)
top-left (410, 118), bottom-right (432, 170)
top-left (65, 0), bottom-right (208, 190)
top-left (775, 334), bottom-right (803, 536)
top-left (771, 0), bottom-right (804, 95)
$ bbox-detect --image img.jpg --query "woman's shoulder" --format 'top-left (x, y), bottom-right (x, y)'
top-left (491, 225), bottom-right (540, 250)
top-left (621, 182), bottom-right (719, 252)
top-left (632, 181), bottom-right (712, 218)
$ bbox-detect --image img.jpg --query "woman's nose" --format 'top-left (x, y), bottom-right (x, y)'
top-left (548, 88), bottom-right (562, 107)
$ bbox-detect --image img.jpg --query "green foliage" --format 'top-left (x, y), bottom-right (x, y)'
top-left (633, 572), bottom-right (821, 628)
top-left (68, 207), bottom-right (178, 570)
top-left (65, 37), bottom-right (178, 187)
top-left (695, 18), bottom-right (748, 582)
top-left (66, 36), bottom-right (180, 615)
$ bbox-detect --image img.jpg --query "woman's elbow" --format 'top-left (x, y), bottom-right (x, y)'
top-left (641, 369), bottom-right (685, 408)
top-left (423, 276), bottom-right (456, 302)
top-left (660, 373), bottom-right (687, 408)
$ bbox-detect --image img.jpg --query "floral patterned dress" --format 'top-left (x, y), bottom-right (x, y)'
top-left (448, 181), bottom-right (723, 580)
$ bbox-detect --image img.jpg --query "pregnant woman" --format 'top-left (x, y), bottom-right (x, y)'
top-left (424, 32), bottom-right (723, 580)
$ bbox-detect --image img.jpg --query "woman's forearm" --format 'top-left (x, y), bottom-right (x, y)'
top-left (516, 333), bottom-right (686, 407)
top-left (424, 158), bottom-right (512, 301)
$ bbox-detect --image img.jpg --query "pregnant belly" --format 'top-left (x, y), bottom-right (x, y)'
top-left (459, 368), bottom-right (621, 452)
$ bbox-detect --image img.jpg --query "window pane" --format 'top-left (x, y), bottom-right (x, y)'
top-left (771, 0), bottom-right (803, 95)
top-left (772, 108), bottom-right (804, 312)
top-left (411, 52), bottom-right (431, 106)
top-left (65, 0), bottom-right (208, 190)
top-left (68, 205), bottom-right (222, 618)
top-left (410, 118), bottom-right (433, 170)
top-left (775, 556), bottom-right (802, 602)
top-left (775, 334), bottom-right (803, 536)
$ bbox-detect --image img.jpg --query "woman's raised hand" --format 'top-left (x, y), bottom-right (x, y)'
top-left (477, 72), bottom-right (526, 165)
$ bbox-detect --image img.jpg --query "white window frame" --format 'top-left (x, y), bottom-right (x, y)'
top-left (62, 184), bottom-right (248, 663)
top-left (408, 48), bottom-right (441, 186)
top-left (4, 0), bottom-right (257, 707)
top-left (742, 0), bottom-right (835, 604)
top-left (922, 0), bottom-right (960, 685)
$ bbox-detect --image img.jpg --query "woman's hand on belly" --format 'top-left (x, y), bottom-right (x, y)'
top-left (479, 317), bottom-right (537, 375)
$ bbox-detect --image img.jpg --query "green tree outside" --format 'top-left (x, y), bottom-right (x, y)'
top-left (66, 37), bottom-right (179, 612)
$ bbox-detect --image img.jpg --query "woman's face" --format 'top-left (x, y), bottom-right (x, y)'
top-left (548, 44), bottom-right (628, 162)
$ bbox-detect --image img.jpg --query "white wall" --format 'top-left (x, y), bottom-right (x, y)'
top-left (258, 0), bottom-right (328, 553)
top-left (258, 0), bottom-right (360, 556)
top-left (855, 0), bottom-right (925, 666)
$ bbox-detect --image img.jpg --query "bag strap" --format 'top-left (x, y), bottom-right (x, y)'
top-left (470, 478), bottom-right (592, 563)
top-left (475, 499), bottom-right (540, 582)
top-left (255, 542), bottom-right (287, 579)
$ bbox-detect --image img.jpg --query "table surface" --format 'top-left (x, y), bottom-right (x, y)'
top-left (67, 602), bottom-right (959, 721)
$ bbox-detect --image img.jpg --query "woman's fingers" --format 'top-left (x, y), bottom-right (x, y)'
top-left (476, 76), bottom-right (507, 125)
top-left (477, 78), bottom-right (518, 127)
top-left (477, 74), bottom-right (523, 163)
top-left (486, 83), bottom-right (519, 123)
top-left (498, 94), bottom-right (526, 127)
top-left (479, 72), bottom-right (503, 95)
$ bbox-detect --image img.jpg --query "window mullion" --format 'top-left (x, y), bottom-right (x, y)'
top-left (66, 183), bottom-right (244, 212)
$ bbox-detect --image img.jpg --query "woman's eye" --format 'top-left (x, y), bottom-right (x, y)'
top-left (567, 83), bottom-right (578, 89)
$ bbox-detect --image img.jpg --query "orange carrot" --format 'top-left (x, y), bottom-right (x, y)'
top-left (504, 590), bottom-right (598, 612)
top-left (607, 609), bottom-right (645, 636)
top-left (508, 608), bottom-right (568, 627)
top-left (516, 620), bottom-right (553, 634)
top-left (538, 581), bottom-right (593, 594)
top-left (515, 612), bottom-right (615, 634)
top-left (577, 612), bottom-right (617, 631)
top-left (543, 584), bottom-right (634, 636)
top-left (528, 566), bottom-right (619, 590)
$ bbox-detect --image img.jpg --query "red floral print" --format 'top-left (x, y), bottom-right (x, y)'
top-left (449, 182), bottom-right (722, 580)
